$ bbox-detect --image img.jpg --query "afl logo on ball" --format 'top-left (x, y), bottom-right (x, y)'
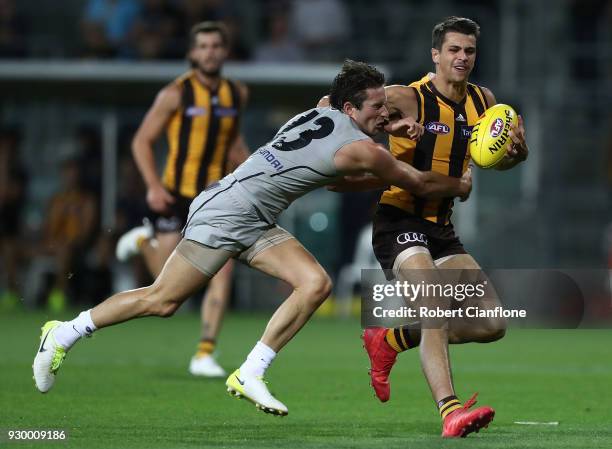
top-left (426, 122), bottom-right (450, 134)
top-left (489, 118), bottom-right (504, 138)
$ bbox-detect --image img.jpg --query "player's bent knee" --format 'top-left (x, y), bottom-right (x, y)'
top-left (301, 271), bottom-right (333, 304)
top-left (479, 318), bottom-right (506, 342)
top-left (487, 324), bottom-right (506, 342)
top-left (139, 284), bottom-right (182, 318)
top-left (156, 300), bottom-right (181, 318)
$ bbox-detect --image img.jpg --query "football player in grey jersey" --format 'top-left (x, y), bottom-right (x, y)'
top-left (33, 60), bottom-right (472, 416)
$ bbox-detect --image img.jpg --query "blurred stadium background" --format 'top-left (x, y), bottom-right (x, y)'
top-left (1, 2), bottom-right (612, 448)
top-left (0, 0), bottom-right (611, 311)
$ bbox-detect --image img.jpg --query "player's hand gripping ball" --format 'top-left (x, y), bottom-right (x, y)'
top-left (469, 104), bottom-right (518, 168)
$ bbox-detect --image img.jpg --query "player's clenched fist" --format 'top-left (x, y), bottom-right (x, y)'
top-left (384, 117), bottom-right (424, 140)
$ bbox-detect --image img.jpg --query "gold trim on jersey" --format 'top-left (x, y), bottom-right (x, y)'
top-left (380, 75), bottom-right (487, 224)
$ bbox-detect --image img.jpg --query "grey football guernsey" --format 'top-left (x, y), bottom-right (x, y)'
top-left (183, 106), bottom-right (370, 252)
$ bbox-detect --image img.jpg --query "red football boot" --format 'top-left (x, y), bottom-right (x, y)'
top-left (362, 327), bottom-right (398, 402)
top-left (442, 393), bottom-right (495, 438)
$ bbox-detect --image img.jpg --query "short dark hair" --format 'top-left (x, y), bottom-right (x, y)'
top-left (189, 21), bottom-right (229, 49)
top-left (432, 16), bottom-right (480, 50)
top-left (329, 60), bottom-right (385, 110)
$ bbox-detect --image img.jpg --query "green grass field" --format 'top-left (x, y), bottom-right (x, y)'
top-left (1, 310), bottom-right (611, 448)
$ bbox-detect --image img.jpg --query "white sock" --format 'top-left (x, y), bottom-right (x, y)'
top-left (54, 310), bottom-right (97, 349)
top-left (239, 341), bottom-right (276, 377)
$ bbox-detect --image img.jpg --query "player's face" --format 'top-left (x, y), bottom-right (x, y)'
top-left (189, 32), bottom-right (228, 77)
top-left (348, 87), bottom-right (389, 136)
top-left (432, 32), bottom-right (477, 83)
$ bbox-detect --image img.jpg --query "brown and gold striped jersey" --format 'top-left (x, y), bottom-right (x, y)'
top-left (380, 74), bottom-right (489, 224)
top-left (163, 71), bottom-right (242, 199)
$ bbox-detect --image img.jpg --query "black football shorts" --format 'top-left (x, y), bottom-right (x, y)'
top-left (372, 204), bottom-right (467, 278)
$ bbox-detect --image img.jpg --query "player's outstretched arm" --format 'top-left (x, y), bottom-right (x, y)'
top-left (132, 84), bottom-right (181, 213)
top-left (334, 140), bottom-right (471, 199)
top-left (326, 173), bottom-right (388, 193)
top-left (318, 91), bottom-right (424, 141)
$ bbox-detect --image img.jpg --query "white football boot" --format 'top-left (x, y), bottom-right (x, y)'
top-left (115, 219), bottom-right (154, 261)
top-left (189, 354), bottom-right (226, 377)
top-left (226, 369), bottom-right (288, 416)
top-left (33, 321), bottom-right (67, 393)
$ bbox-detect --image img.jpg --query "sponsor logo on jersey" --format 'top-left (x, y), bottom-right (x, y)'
top-left (456, 113), bottom-right (466, 122)
top-left (426, 122), bottom-right (450, 134)
top-left (257, 148), bottom-right (284, 171)
top-left (460, 125), bottom-right (473, 139)
top-left (489, 118), bottom-right (504, 137)
top-left (396, 232), bottom-right (428, 245)
top-left (214, 107), bottom-right (238, 117)
top-left (185, 106), bottom-right (207, 117)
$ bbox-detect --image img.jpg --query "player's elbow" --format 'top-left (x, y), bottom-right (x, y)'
top-left (412, 181), bottom-right (430, 197)
top-left (376, 164), bottom-right (423, 196)
top-left (131, 135), bottom-right (143, 156)
top-left (131, 133), bottom-right (150, 157)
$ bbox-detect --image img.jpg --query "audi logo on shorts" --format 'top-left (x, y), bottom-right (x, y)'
top-left (396, 232), bottom-right (428, 245)
top-left (156, 216), bottom-right (182, 232)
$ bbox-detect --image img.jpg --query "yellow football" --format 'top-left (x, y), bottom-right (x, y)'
top-left (469, 104), bottom-right (518, 168)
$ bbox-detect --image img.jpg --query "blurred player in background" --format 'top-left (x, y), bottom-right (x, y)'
top-left (115, 21), bottom-right (250, 377)
top-left (0, 127), bottom-right (27, 310)
top-left (33, 61), bottom-right (475, 434)
top-left (40, 158), bottom-right (98, 311)
top-left (355, 17), bottom-right (528, 437)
